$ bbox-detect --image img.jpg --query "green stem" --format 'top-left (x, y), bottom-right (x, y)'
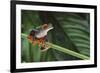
top-left (21, 33), bottom-right (28, 38)
top-left (46, 42), bottom-right (89, 60)
top-left (21, 33), bottom-right (89, 60)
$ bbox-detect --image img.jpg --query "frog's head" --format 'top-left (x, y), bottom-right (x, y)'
top-left (42, 23), bottom-right (54, 32)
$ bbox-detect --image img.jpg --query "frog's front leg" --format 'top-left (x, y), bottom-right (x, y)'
top-left (41, 36), bottom-right (51, 52)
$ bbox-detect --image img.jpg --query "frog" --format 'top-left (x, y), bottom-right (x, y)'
top-left (27, 23), bottom-right (53, 52)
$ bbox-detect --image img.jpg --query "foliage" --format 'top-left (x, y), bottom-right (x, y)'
top-left (21, 10), bottom-right (90, 62)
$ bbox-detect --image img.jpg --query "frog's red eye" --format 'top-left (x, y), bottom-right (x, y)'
top-left (42, 24), bottom-right (48, 29)
top-left (30, 31), bottom-right (35, 35)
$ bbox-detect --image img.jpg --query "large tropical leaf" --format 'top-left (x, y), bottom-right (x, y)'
top-left (53, 12), bottom-right (90, 56)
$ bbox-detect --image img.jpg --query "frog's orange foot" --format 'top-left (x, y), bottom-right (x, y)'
top-left (27, 35), bottom-right (50, 52)
top-left (41, 44), bottom-right (50, 52)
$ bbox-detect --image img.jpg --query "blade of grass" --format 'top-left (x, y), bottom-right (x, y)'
top-left (31, 44), bottom-right (41, 62)
top-left (46, 42), bottom-right (89, 60)
top-left (21, 38), bottom-right (30, 62)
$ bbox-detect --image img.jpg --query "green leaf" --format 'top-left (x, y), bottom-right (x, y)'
top-left (54, 13), bottom-right (90, 56)
top-left (21, 38), bottom-right (30, 62)
top-left (31, 44), bottom-right (41, 62)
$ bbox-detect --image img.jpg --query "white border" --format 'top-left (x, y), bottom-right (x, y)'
top-left (16, 4), bottom-right (95, 69)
